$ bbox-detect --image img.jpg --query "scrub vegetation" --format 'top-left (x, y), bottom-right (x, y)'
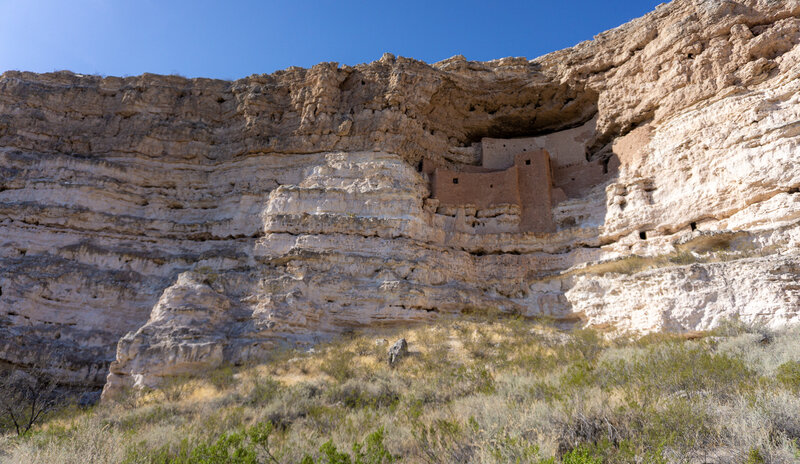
top-left (2, 317), bottom-right (799, 463)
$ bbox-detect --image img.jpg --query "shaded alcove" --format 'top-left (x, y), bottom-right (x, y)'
top-left (459, 87), bottom-right (601, 147)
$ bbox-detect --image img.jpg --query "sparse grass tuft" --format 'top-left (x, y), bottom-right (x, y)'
top-left (570, 239), bottom-right (782, 278)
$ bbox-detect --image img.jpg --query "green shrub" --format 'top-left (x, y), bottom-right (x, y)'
top-left (11, 320), bottom-right (800, 463)
top-left (776, 361), bottom-right (800, 392)
top-left (305, 404), bottom-right (348, 435)
top-left (559, 361), bottom-right (596, 391)
top-left (208, 365), bottom-right (237, 390)
top-left (321, 350), bottom-right (356, 382)
top-left (160, 374), bottom-right (194, 402)
top-left (635, 398), bottom-right (711, 455)
top-left (413, 419), bottom-right (474, 463)
top-left (327, 379), bottom-right (399, 409)
top-left (261, 382), bottom-right (321, 429)
top-left (352, 427), bottom-right (395, 464)
top-left (124, 421), bottom-right (280, 464)
top-left (487, 430), bottom-right (544, 463)
top-left (248, 421), bottom-right (281, 464)
top-left (126, 433), bottom-right (255, 464)
top-left (745, 447), bottom-right (766, 464)
top-left (318, 440), bottom-right (352, 464)
top-left (188, 431), bottom-right (257, 464)
top-left (567, 330), bottom-right (604, 363)
top-left (561, 445), bottom-right (602, 464)
top-left (246, 375), bottom-right (282, 405)
top-left (459, 366), bottom-right (496, 395)
top-left (600, 343), bottom-right (754, 399)
top-left (301, 428), bottom-right (394, 464)
top-left (116, 405), bottom-right (179, 432)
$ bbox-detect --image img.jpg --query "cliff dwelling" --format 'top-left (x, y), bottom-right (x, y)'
top-left (4, 5), bottom-right (800, 454)
top-left (424, 125), bottom-right (620, 234)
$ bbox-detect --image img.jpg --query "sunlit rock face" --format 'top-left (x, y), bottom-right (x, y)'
top-left (0, 0), bottom-right (798, 395)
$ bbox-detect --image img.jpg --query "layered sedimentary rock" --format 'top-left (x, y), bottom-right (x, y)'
top-left (0, 0), bottom-right (798, 394)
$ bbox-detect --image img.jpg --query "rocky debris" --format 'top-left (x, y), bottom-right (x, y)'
top-left (0, 0), bottom-right (798, 393)
top-left (387, 339), bottom-right (408, 367)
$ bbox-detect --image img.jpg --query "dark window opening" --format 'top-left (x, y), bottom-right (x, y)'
top-left (469, 105), bottom-right (475, 112)
top-left (639, 231), bottom-right (647, 240)
top-left (522, 148), bottom-right (527, 152)
top-left (490, 184), bottom-right (493, 188)
top-left (525, 159), bottom-right (531, 165)
top-left (361, 80), bottom-right (365, 85)
top-left (452, 178), bottom-right (459, 184)
top-left (416, 160), bottom-right (423, 172)
top-left (690, 222), bottom-right (697, 231)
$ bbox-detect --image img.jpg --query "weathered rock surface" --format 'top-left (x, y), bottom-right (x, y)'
top-left (0, 0), bottom-right (798, 394)
top-left (566, 254), bottom-right (800, 333)
top-left (388, 339), bottom-right (408, 367)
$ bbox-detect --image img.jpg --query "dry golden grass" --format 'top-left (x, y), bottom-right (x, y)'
top-left (2, 317), bottom-right (799, 463)
top-left (553, 233), bottom-right (783, 280)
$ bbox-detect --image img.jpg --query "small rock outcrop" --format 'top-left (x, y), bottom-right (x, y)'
top-left (387, 339), bottom-right (409, 367)
top-left (0, 0), bottom-right (798, 394)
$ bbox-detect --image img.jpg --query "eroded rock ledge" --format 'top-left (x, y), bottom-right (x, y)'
top-left (0, 0), bottom-right (798, 395)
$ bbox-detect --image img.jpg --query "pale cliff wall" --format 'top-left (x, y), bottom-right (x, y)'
top-left (0, 0), bottom-right (798, 393)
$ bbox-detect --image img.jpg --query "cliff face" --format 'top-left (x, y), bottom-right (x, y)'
top-left (0, 0), bottom-right (798, 394)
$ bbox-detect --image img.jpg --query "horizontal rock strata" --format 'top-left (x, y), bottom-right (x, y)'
top-left (0, 0), bottom-right (798, 394)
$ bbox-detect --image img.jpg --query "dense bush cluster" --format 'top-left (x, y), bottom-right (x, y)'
top-left (1, 318), bottom-right (799, 463)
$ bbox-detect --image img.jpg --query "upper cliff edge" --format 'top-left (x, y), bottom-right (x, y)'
top-left (0, 0), bottom-right (798, 395)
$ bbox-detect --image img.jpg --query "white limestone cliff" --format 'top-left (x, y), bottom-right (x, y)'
top-left (0, 0), bottom-right (797, 395)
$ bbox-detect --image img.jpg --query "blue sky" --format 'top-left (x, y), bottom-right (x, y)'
top-left (0, 0), bottom-right (664, 80)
